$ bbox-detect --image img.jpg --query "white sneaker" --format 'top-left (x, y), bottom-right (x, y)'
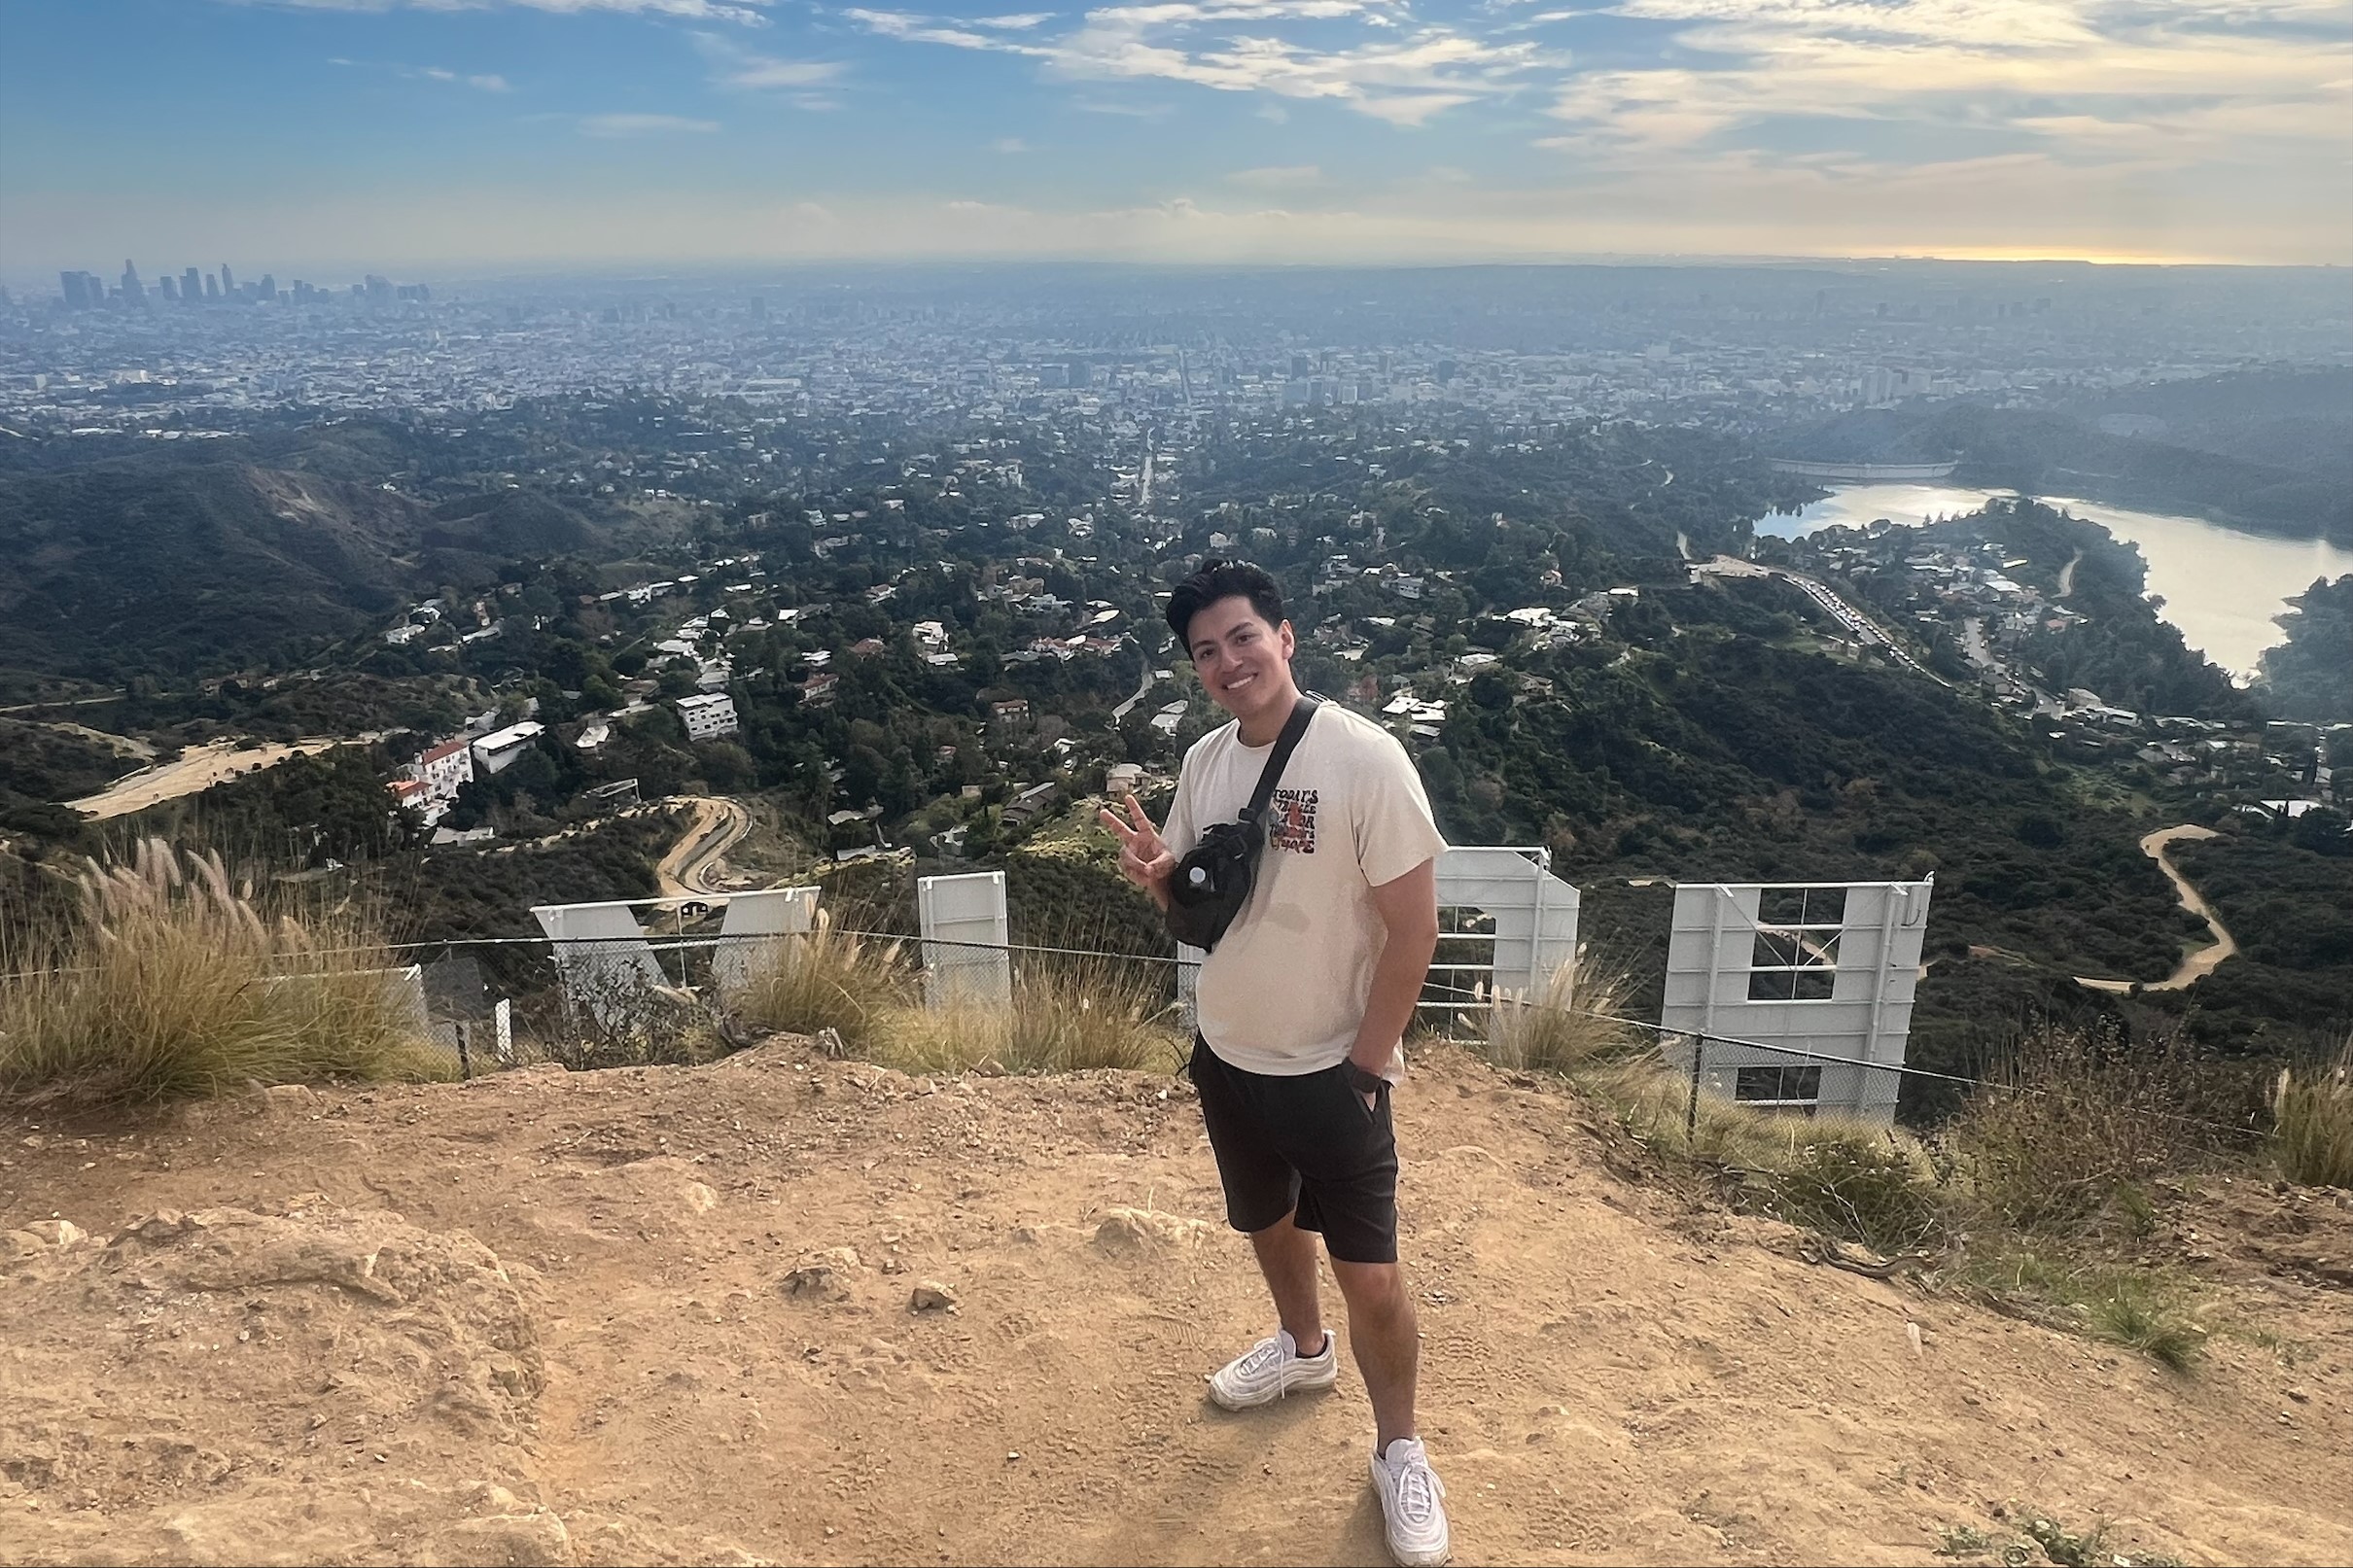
top-left (1206, 1328), bottom-right (1339, 1411)
top-left (1371, 1437), bottom-right (1451, 1566)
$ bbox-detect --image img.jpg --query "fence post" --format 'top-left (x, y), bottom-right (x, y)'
top-left (1684, 1032), bottom-right (1704, 1138)
top-left (455, 1018), bottom-right (473, 1081)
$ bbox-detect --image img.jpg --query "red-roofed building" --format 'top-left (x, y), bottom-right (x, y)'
top-left (393, 737), bottom-right (475, 824)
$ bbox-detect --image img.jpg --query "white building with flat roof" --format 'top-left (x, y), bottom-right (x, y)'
top-left (676, 691), bottom-right (740, 743)
top-left (471, 721), bottom-right (545, 775)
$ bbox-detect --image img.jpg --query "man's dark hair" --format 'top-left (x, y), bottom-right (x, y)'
top-left (1166, 558), bottom-right (1286, 647)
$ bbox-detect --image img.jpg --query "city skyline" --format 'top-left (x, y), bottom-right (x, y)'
top-left (2, 0), bottom-right (2349, 272)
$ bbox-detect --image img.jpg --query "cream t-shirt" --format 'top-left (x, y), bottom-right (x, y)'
top-left (1163, 700), bottom-right (1447, 1079)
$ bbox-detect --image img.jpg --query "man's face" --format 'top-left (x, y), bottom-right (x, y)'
top-left (1186, 594), bottom-right (1298, 726)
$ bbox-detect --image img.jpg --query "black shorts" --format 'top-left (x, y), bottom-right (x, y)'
top-left (1187, 1035), bottom-right (1400, 1265)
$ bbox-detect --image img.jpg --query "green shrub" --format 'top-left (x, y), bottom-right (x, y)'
top-left (1760, 1132), bottom-right (1946, 1256)
top-left (1949, 1028), bottom-right (2242, 1235)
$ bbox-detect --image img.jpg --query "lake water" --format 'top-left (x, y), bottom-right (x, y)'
top-left (1754, 485), bottom-right (2353, 679)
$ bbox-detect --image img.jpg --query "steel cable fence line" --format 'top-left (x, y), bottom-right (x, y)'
top-left (0, 927), bottom-right (1199, 981)
top-left (1406, 967), bottom-right (2267, 1138)
top-left (1, 924), bottom-right (2268, 1140)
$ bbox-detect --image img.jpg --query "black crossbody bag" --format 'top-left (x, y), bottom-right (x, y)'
top-left (1164, 696), bottom-right (1320, 952)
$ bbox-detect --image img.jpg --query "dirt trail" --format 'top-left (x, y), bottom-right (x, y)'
top-left (654, 795), bottom-right (752, 897)
top-left (66, 737), bottom-right (357, 820)
top-left (2077, 824), bottom-right (2235, 993)
top-left (4, 1043), bottom-right (2347, 1567)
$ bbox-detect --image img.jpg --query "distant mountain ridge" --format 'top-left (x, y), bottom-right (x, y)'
top-left (1774, 368), bottom-right (2353, 544)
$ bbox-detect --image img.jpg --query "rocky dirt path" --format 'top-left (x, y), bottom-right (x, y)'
top-left (3, 1043), bottom-right (2347, 1566)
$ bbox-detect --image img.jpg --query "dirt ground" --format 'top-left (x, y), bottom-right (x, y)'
top-left (2, 1040), bottom-right (2347, 1567)
top-left (65, 738), bottom-right (349, 820)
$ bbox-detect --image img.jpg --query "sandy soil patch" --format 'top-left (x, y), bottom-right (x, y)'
top-left (67, 739), bottom-right (348, 821)
top-left (2, 1046), bottom-right (2346, 1565)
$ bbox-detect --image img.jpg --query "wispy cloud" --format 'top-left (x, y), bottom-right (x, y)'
top-left (419, 65), bottom-right (512, 90)
top-left (249, 0), bottom-right (773, 22)
top-left (845, 1), bottom-right (1550, 124)
top-left (329, 55), bottom-right (513, 90)
top-left (1227, 162), bottom-right (1322, 186)
top-left (578, 111), bottom-right (721, 134)
top-left (1542, 0), bottom-right (2353, 171)
top-left (992, 135), bottom-right (1034, 152)
top-left (691, 28), bottom-right (847, 111)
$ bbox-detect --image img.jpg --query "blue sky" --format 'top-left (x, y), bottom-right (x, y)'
top-left (3, 0), bottom-right (2347, 273)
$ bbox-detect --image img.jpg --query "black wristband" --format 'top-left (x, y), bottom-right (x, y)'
top-left (1343, 1061), bottom-right (1387, 1096)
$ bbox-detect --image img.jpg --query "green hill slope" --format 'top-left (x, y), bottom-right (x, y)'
top-left (0, 461), bottom-right (431, 682)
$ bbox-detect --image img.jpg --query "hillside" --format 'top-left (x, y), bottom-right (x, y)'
top-left (4, 1040), bottom-right (2347, 1566)
top-left (0, 454), bottom-right (621, 689)
top-left (1772, 370), bottom-right (2353, 543)
top-left (0, 461), bottom-right (429, 683)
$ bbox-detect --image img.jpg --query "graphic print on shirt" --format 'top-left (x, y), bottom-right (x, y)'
top-left (1268, 787), bottom-right (1318, 854)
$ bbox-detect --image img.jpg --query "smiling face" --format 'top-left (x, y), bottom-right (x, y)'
top-left (1185, 592), bottom-right (1300, 736)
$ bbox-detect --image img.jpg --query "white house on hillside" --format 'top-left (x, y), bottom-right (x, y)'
top-left (472, 721), bottom-right (545, 775)
top-left (677, 691), bottom-right (740, 742)
top-left (391, 737), bottom-right (475, 823)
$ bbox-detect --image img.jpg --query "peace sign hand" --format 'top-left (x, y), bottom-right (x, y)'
top-left (1098, 795), bottom-right (1176, 908)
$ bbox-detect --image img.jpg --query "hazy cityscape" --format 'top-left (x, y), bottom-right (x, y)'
top-left (9, 260), bottom-right (2347, 443)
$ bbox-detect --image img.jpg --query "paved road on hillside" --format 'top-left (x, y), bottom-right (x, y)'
top-left (1110, 655), bottom-right (1157, 724)
top-left (655, 795), bottom-right (753, 897)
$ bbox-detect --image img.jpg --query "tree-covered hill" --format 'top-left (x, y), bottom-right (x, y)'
top-left (0, 460), bottom-right (428, 683)
top-left (1773, 369), bottom-right (2353, 544)
top-left (0, 452), bottom-right (629, 690)
top-left (2258, 575), bottom-right (2353, 723)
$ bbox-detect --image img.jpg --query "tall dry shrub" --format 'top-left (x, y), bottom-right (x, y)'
top-left (1949, 1027), bottom-right (2246, 1234)
top-left (880, 953), bottom-right (1181, 1075)
top-left (730, 908), bottom-right (912, 1054)
top-left (0, 839), bottom-right (444, 1107)
top-left (1484, 954), bottom-right (1644, 1076)
top-left (2271, 1039), bottom-right (2353, 1190)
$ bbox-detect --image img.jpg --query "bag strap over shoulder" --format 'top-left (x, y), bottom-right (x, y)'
top-left (1240, 696), bottom-right (1319, 824)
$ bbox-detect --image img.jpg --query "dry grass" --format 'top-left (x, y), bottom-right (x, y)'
top-left (1508, 965), bottom-right (1953, 1261)
top-left (0, 839), bottom-right (448, 1108)
top-left (878, 955), bottom-right (1184, 1076)
top-left (1585, 1055), bottom-right (1947, 1254)
top-left (729, 908), bottom-right (914, 1056)
top-left (2270, 1040), bottom-right (2353, 1190)
top-left (1483, 955), bottom-right (1644, 1075)
top-left (1946, 1028), bottom-right (2252, 1236)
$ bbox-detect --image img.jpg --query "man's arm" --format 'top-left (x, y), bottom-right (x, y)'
top-left (1347, 857), bottom-right (1440, 1091)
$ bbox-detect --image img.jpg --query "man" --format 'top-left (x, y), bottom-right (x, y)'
top-left (1099, 559), bottom-right (1451, 1567)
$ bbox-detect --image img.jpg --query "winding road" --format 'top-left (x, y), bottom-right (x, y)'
top-left (655, 795), bottom-right (753, 897)
top-left (1109, 653), bottom-right (1159, 725)
top-left (2076, 824), bottom-right (2235, 993)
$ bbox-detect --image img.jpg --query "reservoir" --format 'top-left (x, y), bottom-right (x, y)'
top-left (1754, 484), bottom-right (2353, 679)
